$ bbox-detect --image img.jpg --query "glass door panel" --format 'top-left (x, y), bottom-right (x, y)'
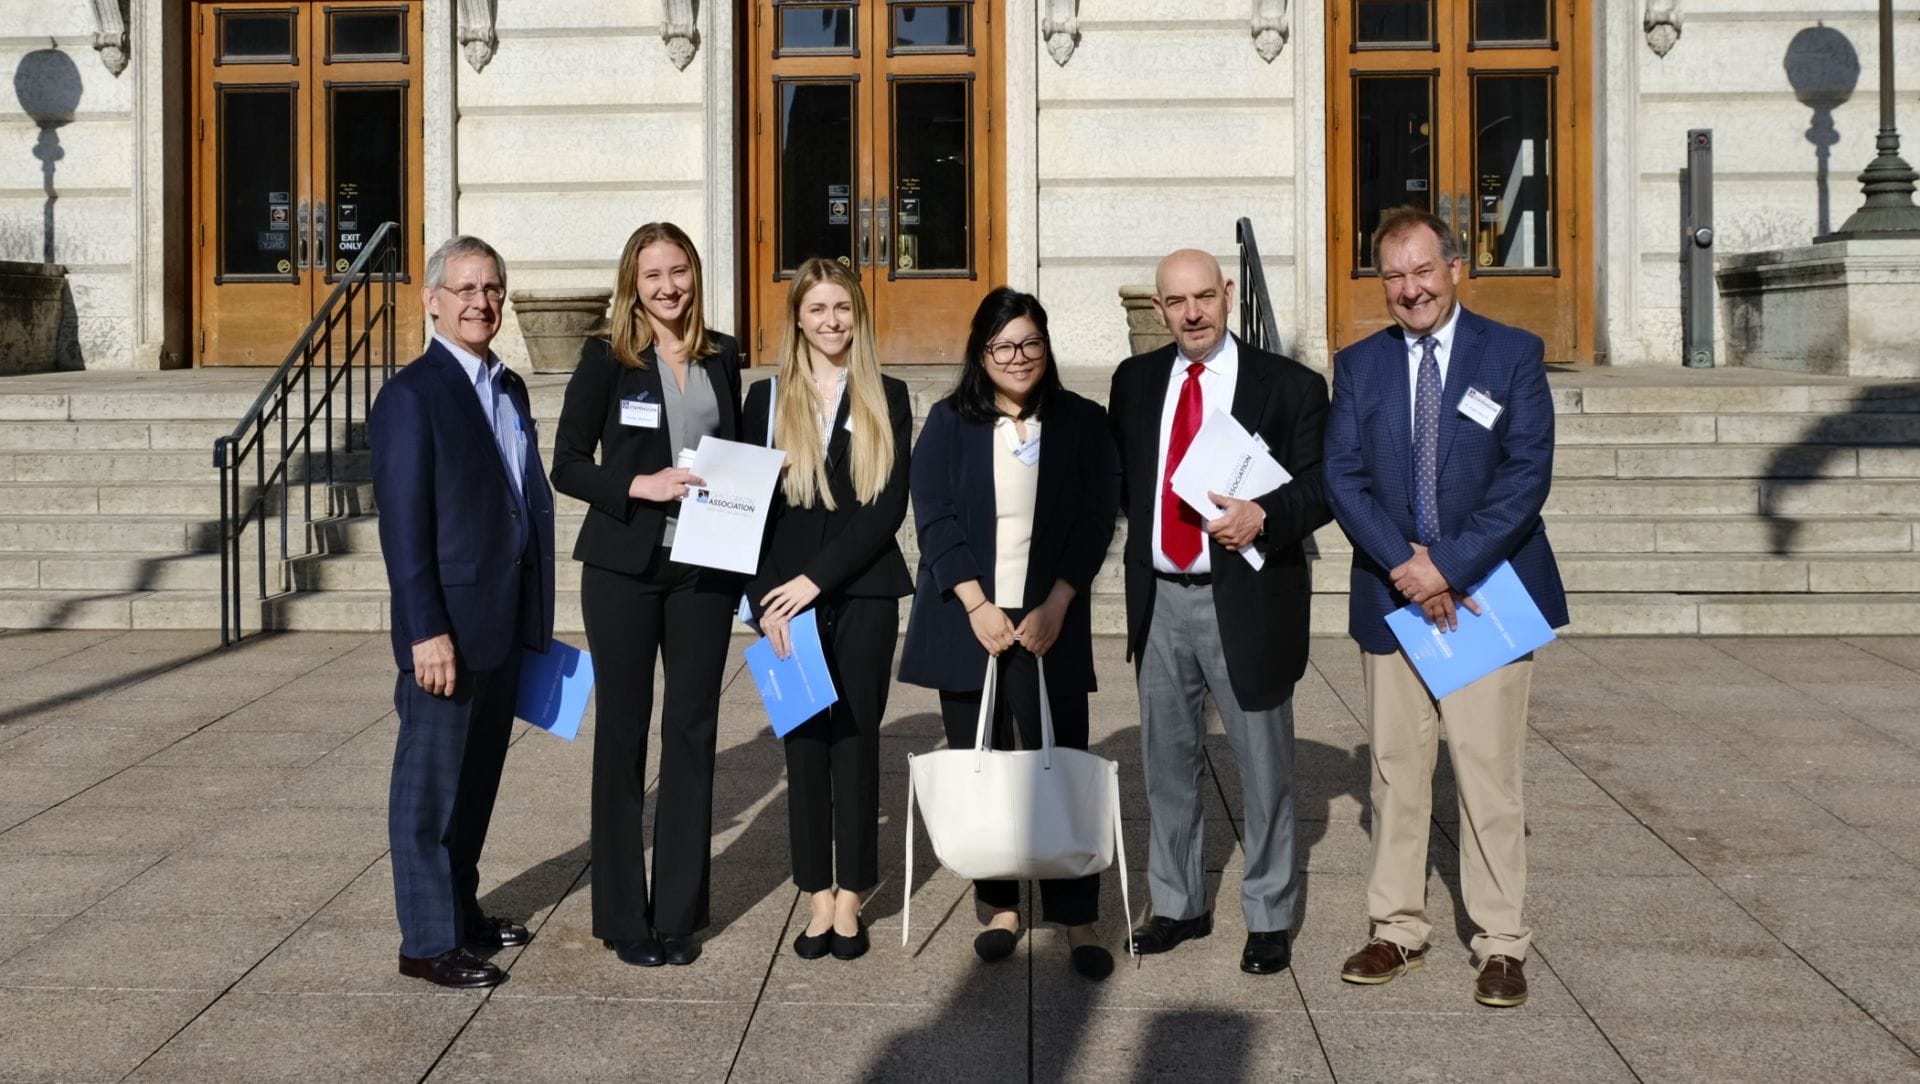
top-left (777, 80), bottom-right (859, 271)
top-left (1351, 74), bottom-right (1434, 270)
top-left (889, 77), bottom-right (971, 274)
top-left (326, 84), bottom-right (407, 280)
top-left (1471, 73), bottom-right (1554, 272)
top-left (1353, 0), bottom-right (1433, 47)
top-left (1472, 0), bottom-right (1551, 45)
top-left (217, 86), bottom-right (299, 281)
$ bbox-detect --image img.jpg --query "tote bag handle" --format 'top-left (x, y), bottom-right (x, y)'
top-left (970, 653), bottom-right (1056, 770)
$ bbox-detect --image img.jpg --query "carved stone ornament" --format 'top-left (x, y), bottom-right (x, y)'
top-left (458, 0), bottom-right (498, 73)
top-left (1644, 0), bottom-right (1682, 58)
top-left (662, 0), bottom-right (699, 70)
top-left (1251, 0), bottom-right (1289, 64)
top-left (1040, 0), bottom-right (1079, 67)
top-left (87, 0), bottom-right (129, 76)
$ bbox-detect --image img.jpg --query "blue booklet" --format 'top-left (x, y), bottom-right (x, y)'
top-left (1385, 560), bottom-right (1556, 701)
top-left (744, 609), bottom-right (839, 737)
top-left (516, 640), bottom-right (595, 742)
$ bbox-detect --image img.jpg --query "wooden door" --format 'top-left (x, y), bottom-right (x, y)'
top-left (747, 1), bottom-right (1000, 364)
top-left (1327, 0), bottom-right (1593, 360)
top-left (192, 2), bottom-right (423, 365)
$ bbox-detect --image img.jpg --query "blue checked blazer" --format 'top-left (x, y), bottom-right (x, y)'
top-left (1324, 307), bottom-right (1568, 654)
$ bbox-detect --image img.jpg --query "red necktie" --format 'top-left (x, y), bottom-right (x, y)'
top-left (1160, 361), bottom-right (1207, 570)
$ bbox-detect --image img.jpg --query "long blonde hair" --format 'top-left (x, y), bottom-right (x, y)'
top-left (773, 258), bottom-right (893, 510)
top-left (606, 222), bottom-right (717, 368)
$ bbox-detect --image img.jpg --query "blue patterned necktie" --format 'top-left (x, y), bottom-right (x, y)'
top-left (1412, 335), bottom-right (1441, 546)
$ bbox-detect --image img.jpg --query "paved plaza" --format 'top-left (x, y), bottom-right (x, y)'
top-left (0, 629), bottom-right (1918, 1082)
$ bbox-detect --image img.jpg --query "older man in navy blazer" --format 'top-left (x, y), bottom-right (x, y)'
top-left (1324, 207), bottom-right (1567, 1008)
top-left (370, 235), bottom-right (555, 988)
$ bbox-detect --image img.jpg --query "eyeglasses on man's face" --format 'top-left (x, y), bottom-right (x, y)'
top-left (439, 284), bottom-right (506, 305)
top-left (984, 337), bottom-right (1047, 365)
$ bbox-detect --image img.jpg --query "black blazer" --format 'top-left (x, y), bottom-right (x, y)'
top-left (742, 374), bottom-right (914, 607)
top-left (549, 334), bottom-right (744, 575)
top-left (897, 391), bottom-right (1119, 694)
top-left (1108, 335), bottom-right (1332, 711)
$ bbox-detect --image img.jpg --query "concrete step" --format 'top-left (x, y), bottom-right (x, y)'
top-left (0, 449), bottom-right (371, 484)
top-left (73, 587), bottom-right (1920, 638)
top-left (1542, 478), bottom-right (1920, 516)
top-left (0, 481), bottom-right (374, 518)
top-left (7, 551), bottom-right (280, 593)
top-left (1560, 444), bottom-right (1920, 480)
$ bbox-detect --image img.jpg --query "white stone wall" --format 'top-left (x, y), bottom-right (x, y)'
top-left (0, 1), bottom-right (136, 368)
top-left (1618, 0), bottom-right (1920, 364)
top-left (455, 0), bottom-right (733, 370)
top-left (1030, 1), bottom-right (1300, 369)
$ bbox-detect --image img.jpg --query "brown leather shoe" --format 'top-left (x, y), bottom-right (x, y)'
top-left (399, 948), bottom-right (506, 989)
top-left (1340, 938), bottom-right (1428, 985)
top-left (1474, 955), bottom-right (1528, 1007)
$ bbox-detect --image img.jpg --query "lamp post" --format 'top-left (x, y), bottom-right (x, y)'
top-left (1823, 0), bottom-right (1920, 239)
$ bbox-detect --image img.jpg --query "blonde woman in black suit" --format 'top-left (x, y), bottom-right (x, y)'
top-left (743, 257), bottom-right (913, 962)
top-left (550, 222), bottom-right (741, 969)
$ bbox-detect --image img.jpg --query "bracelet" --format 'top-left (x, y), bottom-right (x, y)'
top-left (965, 600), bottom-right (989, 615)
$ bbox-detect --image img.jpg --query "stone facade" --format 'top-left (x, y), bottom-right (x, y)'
top-left (1, 0), bottom-right (1917, 370)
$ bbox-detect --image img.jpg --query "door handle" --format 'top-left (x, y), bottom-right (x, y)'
top-left (1458, 190), bottom-right (1472, 255)
top-left (858, 198), bottom-right (873, 268)
top-left (314, 201), bottom-right (328, 273)
top-left (297, 201), bottom-right (310, 270)
top-left (1435, 191), bottom-right (1452, 234)
top-left (876, 198), bottom-right (891, 268)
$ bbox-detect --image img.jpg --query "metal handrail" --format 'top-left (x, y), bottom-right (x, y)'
top-left (213, 221), bottom-right (401, 645)
top-left (1235, 216), bottom-right (1283, 355)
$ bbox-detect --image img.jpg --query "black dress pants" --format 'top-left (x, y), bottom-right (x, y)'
top-left (936, 623), bottom-right (1100, 928)
top-left (580, 553), bottom-right (735, 939)
top-left (784, 595), bottom-right (898, 894)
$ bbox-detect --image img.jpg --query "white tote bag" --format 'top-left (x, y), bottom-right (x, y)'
top-left (903, 656), bottom-right (1132, 953)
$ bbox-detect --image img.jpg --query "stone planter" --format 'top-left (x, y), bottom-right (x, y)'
top-left (1119, 284), bottom-right (1173, 356)
top-left (510, 288), bottom-right (613, 373)
top-left (0, 261), bottom-right (66, 374)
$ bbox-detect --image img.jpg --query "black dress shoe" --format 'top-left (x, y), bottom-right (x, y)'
top-left (793, 926), bottom-right (833, 960)
top-left (974, 927), bottom-right (1019, 962)
top-left (661, 933), bottom-right (700, 966)
top-left (466, 915), bottom-right (531, 949)
top-left (399, 948), bottom-right (505, 988)
top-left (1130, 913), bottom-right (1212, 955)
top-left (830, 918), bottom-right (869, 961)
top-left (1071, 944), bottom-right (1114, 981)
top-left (1241, 929), bottom-right (1292, 975)
top-left (605, 934), bottom-right (665, 967)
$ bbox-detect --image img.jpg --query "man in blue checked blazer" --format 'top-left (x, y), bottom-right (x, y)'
top-left (370, 235), bottom-right (555, 989)
top-left (1323, 207), bottom-right (1567, 1009)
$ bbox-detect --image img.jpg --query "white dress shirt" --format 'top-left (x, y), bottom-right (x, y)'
top-left (1405, 303), bottom-right (1461, 432)
top-left (1151, 334), bottom-right (1239, 574)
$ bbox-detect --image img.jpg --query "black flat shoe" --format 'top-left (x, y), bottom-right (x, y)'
top-left (1241, 929), bottom-right (1292, 975)
top-left (1130, 912), bottom-right (1212, 955)
top-left (1071, 944), bottom-right (1114, 981)
top-left (661, 934), bottom-right (699, 966)
top-left (605, 934), bottom-right (665, 967)
top-left (793, 927), bottom-right (833, 960)
top-left (830, 918), bottom-right (869, 961)
top-left (974, 927), bottom-right (1020, 962)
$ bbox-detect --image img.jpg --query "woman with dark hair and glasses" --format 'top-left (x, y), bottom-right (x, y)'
top-left (899, 287), bottom-right (1122, 980)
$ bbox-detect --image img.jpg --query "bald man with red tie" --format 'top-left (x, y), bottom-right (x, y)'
top-left (1108, 249), bottom-right (1331, 976)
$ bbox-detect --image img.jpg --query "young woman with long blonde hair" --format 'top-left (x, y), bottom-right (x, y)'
top-left (743, 257), bottom-right (913, 961)
top-left (550, 221), bottom-right (741, 968)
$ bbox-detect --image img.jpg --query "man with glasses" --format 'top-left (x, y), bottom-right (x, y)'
top-left (1107, 249), bottom-right (1331, 975)
top-left (370, 235), bottom-right (556, 988)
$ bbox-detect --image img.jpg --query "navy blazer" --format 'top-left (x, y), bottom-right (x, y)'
top-left (897, 390), bottom-right (1120, 695)
top-left (1323, 306), bottom-right (1569, 654)
top-left (1109, 336), bottom-right (1332, 712)
top-left (369, 339), bottom-right (556, 672)
top-left (549, 334), bottom-right (744, 576)
top-left (741, 375), bottom-right (915, 606)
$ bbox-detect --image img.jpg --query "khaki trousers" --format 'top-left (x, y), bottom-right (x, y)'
top-left (1360, 649), bottom-right (1533, 962)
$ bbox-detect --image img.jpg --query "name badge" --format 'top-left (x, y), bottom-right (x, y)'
top-left (1013, 434), bottom-right (1042, 466)
top-left (620, 397), bottom-right (661, 429)
top-left (1458, 387), bottom-right (1504, 430)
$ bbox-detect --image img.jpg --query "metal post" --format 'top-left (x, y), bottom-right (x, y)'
top-left (1682, 129), bottom-right (1716, 368)
top-left (1825, 0), bottom-right (1920, 238)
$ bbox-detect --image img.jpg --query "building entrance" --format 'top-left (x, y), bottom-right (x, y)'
top-left (1326, 0), bottom-right (1592, 359)
top-left (746, 1), bottom-right (1003, 364)
top-left (191, 1), bottom-right (424, 365)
